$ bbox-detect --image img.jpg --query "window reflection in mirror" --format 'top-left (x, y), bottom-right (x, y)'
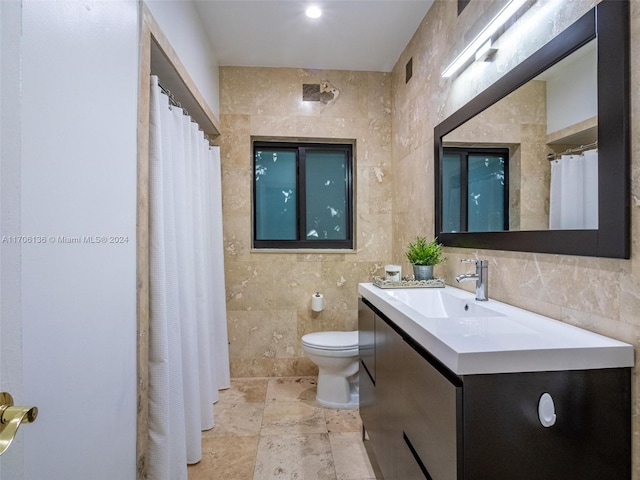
top-left (442, 148), bottom-right (508, 232)
top-left (441, 39), bottom-right (597, 233)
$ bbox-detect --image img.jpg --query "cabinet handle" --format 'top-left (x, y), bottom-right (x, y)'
top-left (538, 392), bottom-right (557, 427)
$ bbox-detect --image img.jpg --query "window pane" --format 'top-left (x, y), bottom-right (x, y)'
top-left (467, 153), bottom-right (506, 232)
top-left (442, 152), bottom-right (462, 232)
top-left (254, 149), bottom-right (297, 240)
top-left (305, 150), bottom-right (347, 240)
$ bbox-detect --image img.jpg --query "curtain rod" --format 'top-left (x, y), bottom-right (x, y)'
top-left (158, 82), bottom-right (187, 114)
top-left (547, 141), bottom-right (598, 161)
top-left (157, 80), bottom-right (213, 145)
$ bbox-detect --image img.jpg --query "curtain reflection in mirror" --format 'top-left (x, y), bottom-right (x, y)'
top-left (549, 149), bottom-right (598, 229)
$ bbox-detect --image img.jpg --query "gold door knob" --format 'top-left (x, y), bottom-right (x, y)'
top-left (0, 392), bottom-right (38, 456)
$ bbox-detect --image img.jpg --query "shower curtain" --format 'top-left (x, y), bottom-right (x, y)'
top-left (148, 75), bottom-right (230, 479)
top-left (548, 149), bottom-right (598, 229)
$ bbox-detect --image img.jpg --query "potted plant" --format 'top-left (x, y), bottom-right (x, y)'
top-left (405, 236), bottom-right (445, 280)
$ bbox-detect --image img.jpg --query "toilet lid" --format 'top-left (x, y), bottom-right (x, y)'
top-left (302, 331), bottom-right (358, 350)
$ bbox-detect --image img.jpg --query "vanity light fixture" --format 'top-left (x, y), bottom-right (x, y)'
top-left (474, 39), bottom-right (498, 62)
top-left (442, 0), bottom-right (528, 77)
top-left (305, 5), bottom-right (322, 19)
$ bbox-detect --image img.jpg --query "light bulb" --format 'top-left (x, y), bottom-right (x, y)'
top-left (305, 6), bottom-right (322, 19)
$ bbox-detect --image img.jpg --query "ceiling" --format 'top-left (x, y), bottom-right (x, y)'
top-left (193, 0), bottom-right (435, 73)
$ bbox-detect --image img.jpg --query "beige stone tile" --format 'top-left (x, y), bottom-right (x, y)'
top-left (221, 213), bottom-right (252, 263)
top-left (229, 358), bottom-right (275, 378)
top-left (204, 402), bottom-right (264, 438)
top-left (325, 408), bottom-right (362, 433)
top-left (253, 434), bottom-right (336, 480)
top-left (275, 358), bottom-right (318, 377)
top-left (225, 260), bottom-right (324, 312)
top-left (220, 166), bottom-right (251, 214)
top-left (218, 377), bottom-right (268, 404)
top-left (298, 308), bottom-right (359, 339)
top-left (366, 163), bottom-right (394, 215)
top-left (266, 376), bottom-right (318, 402)
top-left (517, 257), bottom-right (621, 318)
top-left (188, 435), bottom-right (259, 480)
top-left (319, 262), bottom-right (382, 311)
top-left (230, 357), bottom-right (318, 379)
top-left (355, 213), bottom-right (393, 262)
top-left (261, 401), bottom-right (327, 435)
top-left (227, 308), bottom-right (299, 361)
top-left (329, 432), bottom-right (379, 480)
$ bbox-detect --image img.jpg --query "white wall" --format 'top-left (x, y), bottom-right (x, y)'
top-left (17, 1), bottom-right (139, 478)
top-left (545, 41), bottom-right (597, 134)
top-left (145, 0), bottom-right (220, 117)
top-left (1, 2), bottom-right (25, 478)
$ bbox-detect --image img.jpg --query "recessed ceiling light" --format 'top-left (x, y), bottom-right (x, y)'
top-left (305, 6), bottom-right (322, 19)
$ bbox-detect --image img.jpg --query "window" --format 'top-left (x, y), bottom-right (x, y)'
top-left (442, 147), bottom-right (509, 232)
top-left (253, 141), bottom-right (354, 249)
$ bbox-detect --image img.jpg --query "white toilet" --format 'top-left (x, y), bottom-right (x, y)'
top-left (301, 330), bottom-right (359, 408)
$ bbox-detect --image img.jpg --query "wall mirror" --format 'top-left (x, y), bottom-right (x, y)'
top-left (434, 0), bottom-right (629, 258)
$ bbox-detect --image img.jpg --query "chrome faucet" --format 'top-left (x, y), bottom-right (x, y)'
top-left (456, 259), bottom-right (489, 301)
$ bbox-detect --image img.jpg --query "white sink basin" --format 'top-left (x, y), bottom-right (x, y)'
top-left (383, 288), bottom-right (504, 319)
top-left (358, 283), bottom-right (634, 375)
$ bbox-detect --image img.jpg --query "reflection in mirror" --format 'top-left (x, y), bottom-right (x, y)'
top-left (434, 0), bottom-right (629, 258)
top-left (441, 40), bottom-right (597, 233)
top-left (442, 148), bottom-right (508, 232)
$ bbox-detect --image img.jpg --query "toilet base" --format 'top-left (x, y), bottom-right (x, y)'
top-left (316, 390), bottom-right (359, 409)
top-left (315, 373), bottom-right (359, 409)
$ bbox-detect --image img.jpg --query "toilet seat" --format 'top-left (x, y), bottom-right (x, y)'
top-left (301, 331), bottom-right (358, 351)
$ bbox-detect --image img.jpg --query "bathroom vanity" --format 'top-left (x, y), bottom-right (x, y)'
top-left (358, 283), bottom-right (633, 480)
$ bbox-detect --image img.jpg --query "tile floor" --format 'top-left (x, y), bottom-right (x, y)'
top-left (187, 376), bottom-right (381, 480)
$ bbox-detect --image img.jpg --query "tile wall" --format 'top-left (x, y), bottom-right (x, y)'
top-left (219, 67), bottom-right (393, 377)
top-left (390, 0), bottom-right (640, 476)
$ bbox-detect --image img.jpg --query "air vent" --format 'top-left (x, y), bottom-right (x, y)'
top-left (302, 83), bottom-right (321, 101)
top-left (405, 58), bottom-right (413, 84)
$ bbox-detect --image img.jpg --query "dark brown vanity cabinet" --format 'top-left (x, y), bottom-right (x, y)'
top-left (358, 298), bottom-right (632, 480)
top-left (359, 298), bottom-right (460, 480)
top-left (358, 298), bottom-right (406, 479)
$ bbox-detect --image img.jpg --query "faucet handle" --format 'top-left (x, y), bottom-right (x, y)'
top-left (461, 259), bottom-right (488, 267)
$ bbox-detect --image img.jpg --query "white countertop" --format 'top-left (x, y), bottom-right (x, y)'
top-left (358, 282), bottom-right (634, 375)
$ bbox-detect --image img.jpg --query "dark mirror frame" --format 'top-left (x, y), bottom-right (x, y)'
top-left (434, 0), bottom-right (629, 259)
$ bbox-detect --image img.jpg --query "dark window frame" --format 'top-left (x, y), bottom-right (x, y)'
top-left (442, 147), bottom-right (509, 232)
top-left (252, 141), bottom-right (354, 250)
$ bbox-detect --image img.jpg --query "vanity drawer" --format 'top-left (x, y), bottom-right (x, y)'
top-left (358, 298), bottom-right (376, 382)
top-left (403, 432), bottom-right (431, 479)
top-left (358, 357), bottom-right (376, 434)
top-left (403, 339), bottom-right (461, 480)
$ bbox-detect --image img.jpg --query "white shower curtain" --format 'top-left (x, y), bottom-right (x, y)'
top-left (148, 75), bottom-right (230, 480)
top-left (549, 149), bottom-right (598, 229)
